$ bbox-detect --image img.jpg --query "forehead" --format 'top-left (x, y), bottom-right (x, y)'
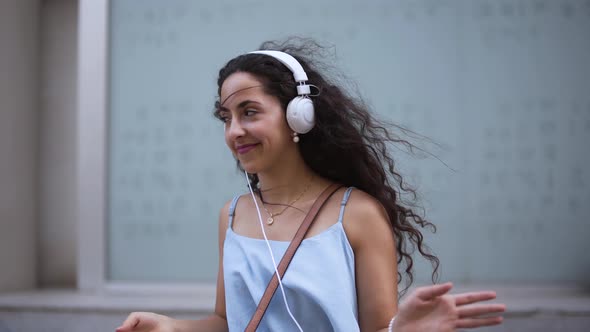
top-left (220, 72), bottom-right (266, 107)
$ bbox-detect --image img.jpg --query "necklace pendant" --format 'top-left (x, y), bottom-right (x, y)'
top-left (266, 217), bottom-right (274, 225)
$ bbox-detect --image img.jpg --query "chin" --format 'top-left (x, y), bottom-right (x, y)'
top-left (239, 161), bottom-right (263, 175)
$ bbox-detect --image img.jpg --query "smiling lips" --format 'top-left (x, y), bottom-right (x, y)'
top-left (236, 143), bottom-right (259, 154)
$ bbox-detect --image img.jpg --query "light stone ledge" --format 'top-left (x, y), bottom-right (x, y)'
top-left (0, 283), bottom-right (589, 316)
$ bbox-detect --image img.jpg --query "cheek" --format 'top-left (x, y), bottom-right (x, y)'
top-left (223, 126), bottom-right (234, 152)
top-left (277, 118), bottom-right (293, 140)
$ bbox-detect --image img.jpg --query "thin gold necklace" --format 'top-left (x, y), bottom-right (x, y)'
top-left (261, 176), bottom-right (313, 225)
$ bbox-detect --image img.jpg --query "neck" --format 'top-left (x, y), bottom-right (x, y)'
top-left (256, 155), bottom-right (317, 204)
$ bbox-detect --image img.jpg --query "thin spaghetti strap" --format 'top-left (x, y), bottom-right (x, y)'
top-left (337, 187), bottom-right (354, 223)
top-left (228, 195), bottom-right (240, 229)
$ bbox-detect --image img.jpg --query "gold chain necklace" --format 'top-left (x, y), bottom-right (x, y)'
top-left (261, 176), bottom-right (313, 225)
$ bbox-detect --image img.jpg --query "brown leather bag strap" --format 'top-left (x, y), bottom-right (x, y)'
top-left (245, 183), bottom-right (343, 332)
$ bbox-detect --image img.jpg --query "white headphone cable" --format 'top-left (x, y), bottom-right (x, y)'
top-left (245, 171), bottom-right (304, 332)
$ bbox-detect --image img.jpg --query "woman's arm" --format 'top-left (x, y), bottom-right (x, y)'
top-left (342, 189), bottom-right (398, 331)
top-left (116, 202), bottom-right (232, 332)
top-left (343, 190), bottom-right (505, 332)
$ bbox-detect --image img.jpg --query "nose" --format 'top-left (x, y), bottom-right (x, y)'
top-left (226, 118), bottom-right (246, 141)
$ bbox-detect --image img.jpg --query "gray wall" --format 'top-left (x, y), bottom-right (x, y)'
top-left (1, 0), bottom-right (589, 291)
top-left (38, 0), bottom-right (78, 287)
top-left (0, 0), bottom-right (40, 291)
top-left (0, 0), bottom-right (78, 291)
top-left (106, 0), bottom-right (590, 284)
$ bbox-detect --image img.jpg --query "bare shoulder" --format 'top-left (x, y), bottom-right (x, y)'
top-left (219, 194), bottom-right (241, 228)
top-left (341, 188), bottom-right (393, 250)
top-left (219, 199), bottom-right (232, 224)
top-left (343, 188), bottom-right (389, 226)
top-left (218, 193), bottom-right (252, 228)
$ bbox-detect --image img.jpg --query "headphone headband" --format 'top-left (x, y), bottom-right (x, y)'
top-left (248, 50), bottom-right (309, 82)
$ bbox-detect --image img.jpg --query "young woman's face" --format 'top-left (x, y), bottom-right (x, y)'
top-left (218, 72), bottom-right (295, 174)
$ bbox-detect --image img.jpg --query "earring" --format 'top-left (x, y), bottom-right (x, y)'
top-left (292, 132), bottom-right (300, 143)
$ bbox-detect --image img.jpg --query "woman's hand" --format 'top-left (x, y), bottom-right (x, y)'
top-left (115, 312), bottom-right (175, 332)
top-left (393, 282), bottom-right (506, 332)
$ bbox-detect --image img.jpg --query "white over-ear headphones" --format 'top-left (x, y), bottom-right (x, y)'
top-left (248, 50), bottom-right (315, 134)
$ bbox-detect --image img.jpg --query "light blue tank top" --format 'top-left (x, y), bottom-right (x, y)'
top-left (223, 187), bottom-right (359, 332)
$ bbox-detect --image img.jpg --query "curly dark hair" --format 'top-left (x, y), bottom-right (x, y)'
top-left (214, 37), bottom-right (440, 291)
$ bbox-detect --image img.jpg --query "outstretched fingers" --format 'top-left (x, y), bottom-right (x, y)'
top-left (416, 282), bottom-right (454, 301)
top-left (456, 316), bottom-right (504, 329)
top-left (458, 303), bottom-right (506, 318)
top-left (455, 299), bottom-right (506, 329)
top-left (454, 291), bottom-right (497, 306)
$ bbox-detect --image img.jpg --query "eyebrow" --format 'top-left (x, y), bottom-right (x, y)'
top-left (218, 99), bottom-right (261, 112)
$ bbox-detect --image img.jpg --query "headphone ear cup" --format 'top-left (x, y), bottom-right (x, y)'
top-left (286, 97), bottom-right (315, 134)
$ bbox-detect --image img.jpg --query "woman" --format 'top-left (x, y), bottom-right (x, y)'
top-left (117, 39), bottom-right (505, 332)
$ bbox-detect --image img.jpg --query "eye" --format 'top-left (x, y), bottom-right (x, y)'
top-left (216, 111), bottom-right (230, 123)
top-left (244, 108), bottom-right (257, 117)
